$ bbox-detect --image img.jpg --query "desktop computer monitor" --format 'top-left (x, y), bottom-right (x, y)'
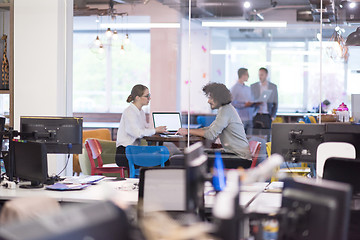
top-left (20, 117), bottom-right (83, 154)
top-left (280, 177), bottom-right (352, 240)
top-left (271, 123), bottom-right (326, 162)
top-left (13, 141), bottom-right (48, 188)
top-left (184, 142), bottom-right (208, 219)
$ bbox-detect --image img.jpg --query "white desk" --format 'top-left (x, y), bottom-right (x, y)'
top-left (0, 179), bottom-right (282, 212)
top-left (0, 178), bottom-right (139, 205)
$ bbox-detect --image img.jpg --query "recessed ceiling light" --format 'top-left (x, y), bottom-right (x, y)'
top-left (349, 2), bottom-right (356, 8)
top-left (244, 1), bottom-right (251, 9)
top-left (202, 21), bottom-right (287, 28)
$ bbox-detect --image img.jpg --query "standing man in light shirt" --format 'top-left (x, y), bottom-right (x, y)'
top-left (251, 67), bottom-right (278, 140)
top-left (231, 68), bottom-right (254, 135)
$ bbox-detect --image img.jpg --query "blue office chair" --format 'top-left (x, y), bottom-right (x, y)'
top-left (196, 115), bottom-right (216, 127)
top-left (125, 146), bottom-right (170, 178)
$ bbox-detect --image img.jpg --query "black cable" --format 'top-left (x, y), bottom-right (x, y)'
top-left (56, 144), bottom-right (72, 177)
top-left (244, 182), bottom-right (272, 209)
top-left (57, 153), bottom-right (71, 177)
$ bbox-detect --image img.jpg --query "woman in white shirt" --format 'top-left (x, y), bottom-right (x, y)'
top-left (115, 84), bottom-right (167, 168)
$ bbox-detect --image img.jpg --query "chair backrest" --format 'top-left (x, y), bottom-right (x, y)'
top-left (196, 115), bottom-right (216, 127)
top-left (85, 139), bottom-right (105, 174)
top-left (304, 116), bottom-right (311, 123)
top-left (249, 141), bottom-right (261, 168)
top-left (323, 157), bottom-right (360, 195)
top-left (82, 129), bottom-right (111, 144)
top-left (125, 146), bottom-right (170, 178)
top-left (308, 115), bottom-right (317, 123)
top-left (266, 142), bottom-right (271, 157)
top-left (316, 142), bottom-right (356, 178)
top-left (138, 167), bottom-right (186, 217)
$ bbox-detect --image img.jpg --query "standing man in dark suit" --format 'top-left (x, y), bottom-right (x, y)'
top-left (250, 67), bottom-right (278, 140)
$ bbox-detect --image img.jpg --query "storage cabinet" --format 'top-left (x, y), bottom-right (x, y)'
top-left (0, 0), bottom-right (13, 128)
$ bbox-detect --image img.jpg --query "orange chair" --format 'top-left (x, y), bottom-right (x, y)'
top-left (73, 129), bottom-right (112, 175)
top-left (85, 138), bottom-right (128, 177)
top-left (249, 141), bottom-right (261, 168)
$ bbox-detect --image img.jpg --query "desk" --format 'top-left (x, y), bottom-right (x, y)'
top-left (144, 134), bottom-right (203, 148)
top-left (0, 178), bottom-right (282, 213)
top-left (0, 178), bottom-right (139, 205)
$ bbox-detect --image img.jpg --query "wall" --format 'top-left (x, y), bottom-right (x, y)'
top-left (180, 20), bottom-right (211, 114)
top-left (14, 0), bottom-right (73, 175)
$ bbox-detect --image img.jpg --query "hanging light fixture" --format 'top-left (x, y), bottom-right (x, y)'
top-left (120, 44), bottom-right (125, 54)
top-left (105, 27), bottom-right (113, 38)
top-left (98, 44), bottom-right (105, 54)
top-left (112, 30), bottom-right (119, 40)
top-left (124, 33), bottom-right (130, 45)
top-left (345, 27), bottom-right (360, 46)
top-left (94, 35), bottom-right (101, 46)
top-left (327, 26), bottom-right (348, 61)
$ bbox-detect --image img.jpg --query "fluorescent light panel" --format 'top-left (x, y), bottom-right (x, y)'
top-left (202, 21), bottom-right (287, 28)
top-left (210, 50), bottom-right (259, 55)
top-left (100, 23), bottom-right (180, 30)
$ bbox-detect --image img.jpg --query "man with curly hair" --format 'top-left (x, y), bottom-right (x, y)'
top-left (178, 82), bottom-right (251, 161)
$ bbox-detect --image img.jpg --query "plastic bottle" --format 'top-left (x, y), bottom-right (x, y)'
top-left (337, 102), bottom-right (350, 122)
top-left (343, 104), bottom-right (350, 122)
top-left (212, 152), bottom-right (226, 191)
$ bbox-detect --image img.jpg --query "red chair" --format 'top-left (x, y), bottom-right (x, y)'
top-left (85, 139), bottom-right (128, 178)
top-left (249, 141), bottom-right (261, 168)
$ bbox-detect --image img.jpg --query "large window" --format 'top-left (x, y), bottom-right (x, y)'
top-left (73, 16), bottom-right (150, 113)
top-left (217, 40), bottom-right (355, 113)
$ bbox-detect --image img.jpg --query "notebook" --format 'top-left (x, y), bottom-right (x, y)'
top-left (254, 89), bottom-right (272, 103)
top-left (152, 112), bottom-right (182, 134)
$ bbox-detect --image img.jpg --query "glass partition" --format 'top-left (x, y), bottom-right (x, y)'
top-left (73, 0), bottom-right (360, 150)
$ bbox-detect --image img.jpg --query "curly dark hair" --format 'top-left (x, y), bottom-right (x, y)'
top-left (202, 82), bottom-right (232, 106)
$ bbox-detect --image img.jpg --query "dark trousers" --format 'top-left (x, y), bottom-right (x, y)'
top-left (253, 113), bottom-right (272, 142)
top-left (115, 146), bottom-right (129, 168)
top-left (253, 113), bottom-right (272, 129)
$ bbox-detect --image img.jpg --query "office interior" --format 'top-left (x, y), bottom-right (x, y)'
top-left (1, 0), bottom-right (360, 239)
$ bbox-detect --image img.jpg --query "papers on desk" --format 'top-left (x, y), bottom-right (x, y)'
top-left (159, 134), bottom-right (182, 138)
top-left (46, 183), bottom-right (89, 191)
top-left (62, 175), bottom-right (105, 185)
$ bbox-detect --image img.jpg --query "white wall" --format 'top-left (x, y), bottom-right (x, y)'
top-left (14, 0), bottom-right (73, 176)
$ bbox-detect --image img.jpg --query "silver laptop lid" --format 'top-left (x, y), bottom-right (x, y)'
top-left (152, 112), bottom-right (182, 132)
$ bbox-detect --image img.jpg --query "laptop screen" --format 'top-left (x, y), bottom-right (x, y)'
top-left (152, 112), bottom-right (182, 132)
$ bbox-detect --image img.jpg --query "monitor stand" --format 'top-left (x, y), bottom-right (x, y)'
top-left (19, 181), bottom-right (44, 189)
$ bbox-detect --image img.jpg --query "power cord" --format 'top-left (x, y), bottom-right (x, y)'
top-left (57, 143), bottom-right (72, 177)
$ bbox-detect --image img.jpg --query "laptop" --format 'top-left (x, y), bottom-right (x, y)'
top-left (254, 89), bottom-right (272, 103)
top-left (152, 112), bottom-right (182, 135)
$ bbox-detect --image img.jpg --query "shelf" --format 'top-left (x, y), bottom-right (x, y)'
top-left (0, 90), bottom-right (10, 94)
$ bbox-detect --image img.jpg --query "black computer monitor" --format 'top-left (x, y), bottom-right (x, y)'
top-left (13, 141), bottom-right (48, 188)
top-left (271, 123), bottom-right (326, 162)
top-left (184, 142), bottom-right (208, 219)
top-left (279, 177), bottom-right (352, 240)
top-left (20, 117), bottom-right (83, 154)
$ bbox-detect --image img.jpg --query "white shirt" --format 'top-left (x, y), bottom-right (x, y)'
top-left (116, 103), bottom-right (155, 147)
top-left (258, 81), bottom-right (269, 114)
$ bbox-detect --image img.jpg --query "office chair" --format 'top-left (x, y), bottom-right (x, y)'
top-left (85, 138), bottom-right (128, 178)
top-left (138, 167), bottom-right (186, 218)
top-left (125, 145), bottom-right (170, 178)
top-left (316, 142), bottom-right (356, 178)
top-left (196, 115), bottom-right (216, 128)
top-left (249, 141), bottom-right (261, 168)
top-left (323, 157), bottom-right (360, 195)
